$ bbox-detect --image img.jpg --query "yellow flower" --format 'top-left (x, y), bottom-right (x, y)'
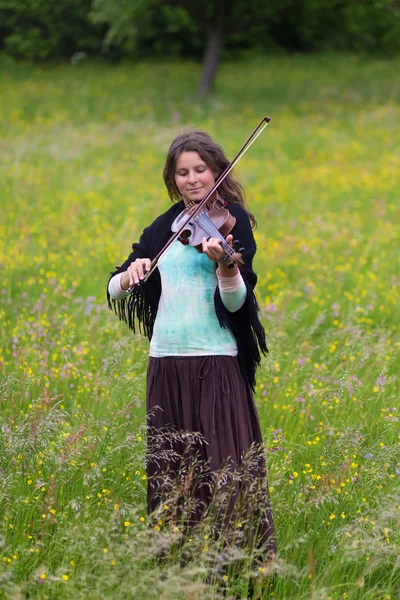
top-left (330, 514), bottom-right (336, 520)
top-left (62, 574), bottom-right (69, 581)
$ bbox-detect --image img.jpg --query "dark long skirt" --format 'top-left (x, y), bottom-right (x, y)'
top-left (146, 355), bottom-right (276, 558)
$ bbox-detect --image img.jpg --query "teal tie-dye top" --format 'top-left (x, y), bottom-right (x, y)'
top-left (150, 240), bottom-right (238, 357)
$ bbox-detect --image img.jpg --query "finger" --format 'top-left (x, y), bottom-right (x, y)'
top-left (136, 260), bottom-right (145, 280)
top-left (127, 265), bottom-right (137, 286)
top-left (144, 259), bottom-right (151, 274)
top-left (210, 238), bottom-right (224, 258)
top-left (226, 234), bottom-right (233, 247)
top-left (208, 237), bottom-right (222, 247)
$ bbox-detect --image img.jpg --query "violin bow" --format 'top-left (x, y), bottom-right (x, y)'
top-left (143, 116), bottom-right (271, 282)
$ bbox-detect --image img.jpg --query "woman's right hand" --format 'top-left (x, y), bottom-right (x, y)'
top-left (121, 258), bottom-right (152, 289)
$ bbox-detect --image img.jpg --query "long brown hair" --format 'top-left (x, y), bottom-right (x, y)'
top-left (163, 129), bottom-right (257, 229)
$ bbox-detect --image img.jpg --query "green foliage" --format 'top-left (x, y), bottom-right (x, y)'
top-left (1, 0), bottom-right (400, 60)
top-left (0, 0), bottom-right (103, 60)
top-left (89, 0), bottom-right (201, 58)
top-left (268, 0), bottom-right (400, 53)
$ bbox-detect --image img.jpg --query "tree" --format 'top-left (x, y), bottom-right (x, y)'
top-left (89, 0), bottom-right (275, 96)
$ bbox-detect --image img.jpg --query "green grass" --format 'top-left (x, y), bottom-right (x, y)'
top-left (0, 53), bottom-right (399, 599)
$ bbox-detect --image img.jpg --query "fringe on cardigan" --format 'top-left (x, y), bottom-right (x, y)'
top-left (107, 272), bottom-right (162, 340)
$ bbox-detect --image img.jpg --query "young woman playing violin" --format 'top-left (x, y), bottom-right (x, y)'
top-left (107, 128), bottom-right (276, 560)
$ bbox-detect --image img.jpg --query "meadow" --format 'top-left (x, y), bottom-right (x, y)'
top-left (0, 53), bottom-right (399, 599)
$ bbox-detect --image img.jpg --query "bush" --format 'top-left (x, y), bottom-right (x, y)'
top-left (0, 0), bottom-right (103, 60)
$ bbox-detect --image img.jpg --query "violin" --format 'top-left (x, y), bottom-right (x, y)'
top-left (144, 116), bottom-right (271, 282)
top-left (170, 195), bottom-right (244, 268)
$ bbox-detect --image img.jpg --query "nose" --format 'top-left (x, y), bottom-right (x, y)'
top-left (188, 170), bottom-right (198, 184)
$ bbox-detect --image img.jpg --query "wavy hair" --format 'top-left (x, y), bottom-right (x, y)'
top-left (163, 129), bottom-right (257, 229)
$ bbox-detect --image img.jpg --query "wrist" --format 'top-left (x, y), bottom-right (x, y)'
top-left (217, 263), bottom-right (239, 277)
top-left (120, 272), bottom-right (130, 291)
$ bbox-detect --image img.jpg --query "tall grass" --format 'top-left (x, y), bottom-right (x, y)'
top-left (0, 54), bottom-right (399, 599)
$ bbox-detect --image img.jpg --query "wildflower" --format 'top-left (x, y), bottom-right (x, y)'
top-left (103, 548), bottom-right (109, 553)
top-left (330, 514), bottom-right (336, 520)
top-left (124, 521), bottom-right (130, 527)
top-left (62, 574), bottom-right (69, 581)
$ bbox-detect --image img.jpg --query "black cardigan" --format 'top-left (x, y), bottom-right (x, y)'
top-left (107, 200), bottom-right (268, 391)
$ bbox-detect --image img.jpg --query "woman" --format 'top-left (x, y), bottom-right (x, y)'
top-left (107, 130), bottom-right (275, 559)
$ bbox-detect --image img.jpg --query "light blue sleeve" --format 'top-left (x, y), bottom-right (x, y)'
top-left (219, 278), bottom-right (247, 313)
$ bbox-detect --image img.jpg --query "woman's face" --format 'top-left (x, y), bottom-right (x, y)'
top-left (174, 151), bottom-right (216, 206)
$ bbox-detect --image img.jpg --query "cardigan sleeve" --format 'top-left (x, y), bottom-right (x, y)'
top-left (106, 215), bottom-right (164, 338)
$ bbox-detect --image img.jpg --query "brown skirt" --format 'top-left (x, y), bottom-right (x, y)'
top-left (146, 355), bottom-right (276, 557)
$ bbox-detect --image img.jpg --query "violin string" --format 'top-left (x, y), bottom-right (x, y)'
top-left (194, 212), bottom-right (234, 255)
top-left (195, 214), bottom-right (234, 255)
top-left (194, 213), bottom-right (230, 249)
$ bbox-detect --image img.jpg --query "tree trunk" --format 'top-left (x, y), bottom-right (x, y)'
top-left (197, 22), bottom-right (225, 98)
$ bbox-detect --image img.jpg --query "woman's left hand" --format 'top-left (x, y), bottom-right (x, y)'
top-left (202, 234), bottom-right (234, 264)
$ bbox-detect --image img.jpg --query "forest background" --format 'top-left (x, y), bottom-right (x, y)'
top-left (1, 1), bottom-right (400, 599)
